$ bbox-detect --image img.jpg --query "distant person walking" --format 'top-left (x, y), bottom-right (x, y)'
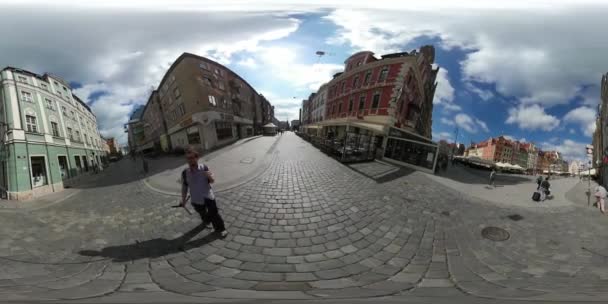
top-left (489, 169), bottom-right (497, 188)
top-left (540, 176), bottom-right (551, 201)
top-left (594, 185), bottom-right (607, 214)
top-left (180, 147), bottom-right (228, 238)
top-left (536, 175), bottom-right (544, 190)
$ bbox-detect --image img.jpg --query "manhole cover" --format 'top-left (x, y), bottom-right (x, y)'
top-left (507, 214), bottom-right (523, 221)
top-left (481, 227), bottom-right (510, 241)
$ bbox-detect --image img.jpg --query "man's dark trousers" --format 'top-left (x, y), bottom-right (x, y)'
top-left (192, 199), bottom-right (226, 232)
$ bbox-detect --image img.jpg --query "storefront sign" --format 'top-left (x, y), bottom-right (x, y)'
top-left (388, 127), bottom-right (434, 145)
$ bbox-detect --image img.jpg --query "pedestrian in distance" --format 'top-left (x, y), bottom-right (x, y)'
top-left (489, 169), bottom-right (497, 188)
top-left (540, 176), bottom-right (551, 201)
top-left (180, 146), bottom-right (228, 238)
top-left (536, 175), bottom-right (544, 190)
top-left (594, 184), bottom-right (607, 214)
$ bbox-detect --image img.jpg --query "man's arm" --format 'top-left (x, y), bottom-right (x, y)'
top-left (181, 170), bottom-right (188, 206)
top-left (204, 165), bottom-right (215, 184)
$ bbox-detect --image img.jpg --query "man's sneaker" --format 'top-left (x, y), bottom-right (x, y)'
top-left (220, 230), bottom-right (228, 238)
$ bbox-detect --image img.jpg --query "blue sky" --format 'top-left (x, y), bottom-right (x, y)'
top-left (1, 0), bottom-right (606, 161)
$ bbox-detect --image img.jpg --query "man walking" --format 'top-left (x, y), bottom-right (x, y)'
top-left (489, 169), bottom-right (497, 188)
top-left (180, 147), bottom-right (228, 238)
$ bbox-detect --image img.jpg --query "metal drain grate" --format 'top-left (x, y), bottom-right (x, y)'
top-left (507, 214), bottom-right (523, 221)
top-left (481, 227), bottom-right (510, 241)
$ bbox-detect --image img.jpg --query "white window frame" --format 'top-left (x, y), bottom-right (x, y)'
top-left (40, 83), bottom-right (48, 90)
top-left (208, 95), bottom-right (217, 106)
top-left (21, 91), bottom-right (33, 102)
top-left (17, 75), bottom-right (28, 83)
top-left (25, 114), bottom-right (38, 133)
top-left (45, 98), bottom-right (54, 110)
top-left (50, 121), bottom-right (60, 137)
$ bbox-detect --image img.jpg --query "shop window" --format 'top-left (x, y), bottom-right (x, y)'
top-left (216, 121), bottom-right (233, 140)
top-left (208, 95), bottom-right (217, 106)
top-left (30, 156), bottom-right (48, 187)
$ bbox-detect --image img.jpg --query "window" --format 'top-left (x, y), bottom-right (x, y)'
top-left (357, 61), bottom-right (362, 66)
top-left (341, 82), bottom-right (346, 93)
top-left (71, 111), bottom-right (75, 119)
top-left (51, 122), bottom-right (59, 137)
top-left (63, 86), bottom-right (68, 92)
top-left (30, 156), bottom-right (48, 187)
top-left (358, 94), bottom-right (366, 110)
top-left (372, 91), bottom-right (381, 108)
top-left (174, 87), bottom-right (181, 98)
top-left (379, 67), bottom-right (389, 81)
top-left (67, 128), bottom-right (73, 140)
top-left (199, 62), bottom-right (209, 70)
top-left (364, 71), bottom-right (372, 84)
top-left (45, 98), bottom-right (54, 110)
top-left (62, 106), bottom-right (67, 116)
top-left (338, 102), bottom-right (342, 113)
top-left (215, 121), bottom-right (233, 140)
top-left (208, 95), bottom-right (217, 106)
top-left (178, 103), bottom-right (186, 116)
top-left (187, 127), bottom-right (201, 144)
top-left (214, 68), bottom-right (220, 75)
top-left (40, 83), bottom-right (48, 90)
top-left (54, 81), bottom-right (59, 86)
top-left (171, 75), bottom-right (176, 83)
top-left (76, 130), bottom-right (82, 142)
top-left (86, 135), bottom-right (90, 144)
top-left (353, 76), bottom-right (359, 88)
top-left (222, 98), bottom-right (228, 108)
top-left (17, 75), bottom-right (28, 83)
top-left (26, 115), bottom-right (38, 133)
top-left (56, 90), bottom-right (62, 97)
top-left (348, 97), bottom-right (354, 112)
top-left (21, 91), bottom-right (33, 102)
top-left (218, 82), bottom-right (225, 90)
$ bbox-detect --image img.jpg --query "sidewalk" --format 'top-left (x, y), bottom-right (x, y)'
top-left (144, 135), bottom-right (280, 196)
top-left (0, 188), bottom-right (80, 212)
top-left (424, 164), bottom-right (579, 211)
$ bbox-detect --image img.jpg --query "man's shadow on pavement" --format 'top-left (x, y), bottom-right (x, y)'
top-left (78, 223), bottom-right (218, 263)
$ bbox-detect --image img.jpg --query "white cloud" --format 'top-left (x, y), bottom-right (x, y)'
top-left (454, 113), bottom-right (489, 134)
top-left (541, 139), bottom-right (590, 162)
top-left (443, 103), bottom-right (462, 112)
top-left (237, 57), bottom-right (258, 69)
top-left (570, 128), bottom-right (576, 134)
top-left (563, 106), bottom-right (597, 137)
top-left (432, 131), bottom-right (452, 141)
top-left (440, 117), bottom-right (454, 126)
top-left (434, 68), bottom-right (454, 103)
top-left (506, 104), bottom-right (560, 131)
top-left (0, 7), bottom-right (300, 144)
top-left (464, 82), bottom-right (494, 101)
top-left (254, 46), bottom-right (343, 91)
top-left (475, 118), bottom-right (490, 132)
top-left (325, 4), bottom-right (608, 107)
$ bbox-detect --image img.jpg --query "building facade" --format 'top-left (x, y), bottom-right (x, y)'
top-left (301, 46), bottom-right (439, 171)
top-left (105, 137), bottom-right (119, 155)
top-left (0, 67), bottom-right (106, 200)
top-left (595, 73), bottom-right (608, 186)
top-left (128, 53), bottom-right (275, 154)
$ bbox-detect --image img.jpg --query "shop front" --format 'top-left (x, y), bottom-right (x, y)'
top-left (382, 127), bottom-right (438, 173)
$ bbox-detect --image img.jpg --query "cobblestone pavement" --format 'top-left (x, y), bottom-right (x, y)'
top-left (2, 132), bottom-right (608, 303)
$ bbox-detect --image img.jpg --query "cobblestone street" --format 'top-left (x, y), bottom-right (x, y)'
top-left (1, 132), bottom-right (608, 303)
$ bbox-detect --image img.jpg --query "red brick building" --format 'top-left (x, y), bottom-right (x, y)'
top-left (303, 46), bottom-right (439, 171)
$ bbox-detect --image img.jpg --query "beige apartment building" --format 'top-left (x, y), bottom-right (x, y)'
top-left (130, 53), bottom-right (274, 154)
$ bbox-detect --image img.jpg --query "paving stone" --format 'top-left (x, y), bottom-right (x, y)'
top-left (418, 278), bottom-right (455, 288)
top-left (235, 271), bottom-right (283, 282)
top-left (314, 268), bottom-right (349, 280)
top-left (285, 272), bottom-right (318, 282)
top-left (309, 278), bottom-right (358, 289)
top-left (254, 281), bottom-right (311, 291)
top-left (263, 247), bottom-right (293, 257)
top-left (210, 266), bottom-right (241, 278)
top-left (207, 277), bottom-right (258, 289)
top-left (233, 235), bottom-right (255, 245)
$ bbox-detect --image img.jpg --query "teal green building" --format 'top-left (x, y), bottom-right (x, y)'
top-left (0, 67), bottom-right (106, 200)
